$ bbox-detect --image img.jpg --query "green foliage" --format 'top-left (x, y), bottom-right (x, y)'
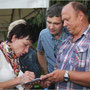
top-left (27, 9), bottom-right (46, 43)
top-left (50, 0), bottom-right (90, 23)
top-left (33, 41), bottom-right (37, 50)
top-left (28, 9), bottom-right (46, 27)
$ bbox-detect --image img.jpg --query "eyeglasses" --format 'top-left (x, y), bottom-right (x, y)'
top-left (54, 45), bottom-right (58, 58)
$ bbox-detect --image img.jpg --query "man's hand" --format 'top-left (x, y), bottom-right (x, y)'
top-left (41, 70), bottom-right (65, 83)
top-left (38, 75), bottom-right (51, 88)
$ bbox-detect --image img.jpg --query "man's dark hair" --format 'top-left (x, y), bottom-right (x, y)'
top-left (7, 23), bottom-right (35, 43)
top-left (71, 1), bottom-right (88, 16)
top-left (46, 3), bottom-right (62, 17)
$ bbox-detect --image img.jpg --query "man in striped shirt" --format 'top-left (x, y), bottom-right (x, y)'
top-left (41, 1), bottom-right (90, 89)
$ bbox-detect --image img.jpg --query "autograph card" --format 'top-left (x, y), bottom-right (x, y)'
top-left (24, 78), bottom-right (41, 85)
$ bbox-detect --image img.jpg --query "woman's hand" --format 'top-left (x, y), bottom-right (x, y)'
top-left (22, 84), bottom-right (33, 90)
top-left (20, 71), bottom-right (35, 84)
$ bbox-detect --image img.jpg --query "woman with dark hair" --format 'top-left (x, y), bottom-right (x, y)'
top-left (0, 19), bottom-right (35, 89)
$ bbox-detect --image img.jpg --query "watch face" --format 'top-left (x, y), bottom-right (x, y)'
top-left (64, 71), bottom-right (69, 82)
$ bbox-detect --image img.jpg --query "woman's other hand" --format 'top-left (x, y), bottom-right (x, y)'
top-left (20, 71), bottom-right (35, 84)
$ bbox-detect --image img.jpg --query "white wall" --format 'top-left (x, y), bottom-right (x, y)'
top-left (0, 0), bottom-right (49, 9)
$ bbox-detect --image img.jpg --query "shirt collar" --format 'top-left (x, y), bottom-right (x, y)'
top-left (49, 28), bottom-right (64, 42)
top-left (83, 24), bottom-right (90, 36)
top-left (68, 24), bottom-right (90, 43)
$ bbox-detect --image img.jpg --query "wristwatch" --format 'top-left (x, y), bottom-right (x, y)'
top-left (64, 70), bottom-right (69, 82)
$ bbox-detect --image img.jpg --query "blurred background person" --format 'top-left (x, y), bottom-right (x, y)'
top-left (19, 47), bottom-right (40, 78)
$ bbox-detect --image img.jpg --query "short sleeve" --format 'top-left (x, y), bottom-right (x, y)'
top-left (36, 33), bottom-right (44, 52)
